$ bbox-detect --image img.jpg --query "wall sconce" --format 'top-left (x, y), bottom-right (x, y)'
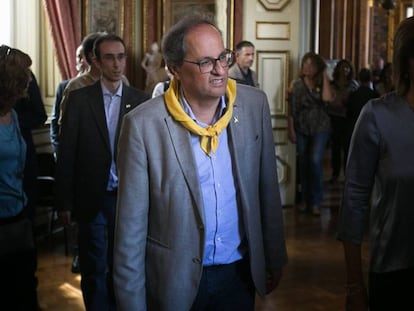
top-left (381, 0), bottom-right (397, 15)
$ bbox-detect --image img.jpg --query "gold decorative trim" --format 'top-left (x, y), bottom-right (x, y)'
top-left (228, 0), bottom-right (234, 50)
top-left (143, 0), bottom-right (149, 55)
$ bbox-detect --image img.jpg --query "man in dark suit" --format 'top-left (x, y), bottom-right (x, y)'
top-left (55, 34), bottom-right (150, 311)
top-left (50, 44), bottom-right (87, 158)
top-left (50, 79), bottom-right (68, 157)
top-left (345, 68), bottom-right (379, 156)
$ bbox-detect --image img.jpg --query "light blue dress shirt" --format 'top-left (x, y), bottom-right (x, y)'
top-left (101, 81), bottom-right (122, 191)
top-left (180, 93), bottom-right (245, 266)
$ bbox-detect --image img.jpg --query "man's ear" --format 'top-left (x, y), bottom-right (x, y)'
top-left (168, 65), bottom-right (180, 80)
top-left (91, 55), bottom-right (100, 69)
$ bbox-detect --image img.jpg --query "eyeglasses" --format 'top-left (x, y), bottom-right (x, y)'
top-left (183, 49), bottom-right (234, 74)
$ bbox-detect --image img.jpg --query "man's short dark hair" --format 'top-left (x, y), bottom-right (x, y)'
top-left (358, 68), bottom-right (372, 84)
top-left (235, 41), bottom-right (255, 52)
top-left (93, 34), bottom-right (126, 61)
top-left (81, 32), bottom-right (106, 65)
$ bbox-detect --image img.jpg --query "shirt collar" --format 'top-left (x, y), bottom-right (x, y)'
top-left (101, 80), bottom-right (123, 97)
top-left (179, 86), bottom-right (227, 125)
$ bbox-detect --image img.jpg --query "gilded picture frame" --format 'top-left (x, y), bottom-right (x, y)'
top-left (81, 0), bottom-right (136, 83)
top-left (162, 0), bottom-right (234, 49)
top-left (83, 0), bottom-right (121, 35)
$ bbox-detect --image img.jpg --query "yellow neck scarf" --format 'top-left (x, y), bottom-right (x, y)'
top-left (164, 78), bottom-right (236, 156)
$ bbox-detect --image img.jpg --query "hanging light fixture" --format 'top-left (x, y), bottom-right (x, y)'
top-left (381, 0), bottom-right (397, 15)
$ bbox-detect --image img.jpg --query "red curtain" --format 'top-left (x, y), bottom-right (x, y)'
top-left (43, 0), bottom-right (80, 80)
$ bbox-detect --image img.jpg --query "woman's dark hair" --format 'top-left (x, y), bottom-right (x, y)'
top-left (393, 16), bottom-right (414, 96)
top-left (332, 59), bottom-right (354, 84)
top-left (300, 51), bottom-right (326, 88)
top-left (0, 45), bottom-right (32, 112)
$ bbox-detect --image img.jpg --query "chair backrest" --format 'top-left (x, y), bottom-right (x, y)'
top-left (35, 152), bottom-right (55, 205)
top-left (36, 152), bottom-right (56, 178)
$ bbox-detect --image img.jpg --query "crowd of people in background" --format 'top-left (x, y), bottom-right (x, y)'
top-left (288, 50), bottom-right (395, 218)
top-left (1, 11), bottom-right (413, 311)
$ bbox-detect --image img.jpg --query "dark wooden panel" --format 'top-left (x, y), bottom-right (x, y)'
top-left (319, 0), bottom-right (334, 59)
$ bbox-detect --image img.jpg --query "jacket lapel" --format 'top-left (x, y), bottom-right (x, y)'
top-left (115, 86), bottom-right (133, 151)
top-left (227, 101), bottom-right (249, 212)
top-left (89, 82), bottom-right (111, 152)
top-left (165, 116), bottom-right (205, 224)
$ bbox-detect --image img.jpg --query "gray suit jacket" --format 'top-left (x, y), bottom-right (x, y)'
top-left (113, 84), bottom-right (287, 310)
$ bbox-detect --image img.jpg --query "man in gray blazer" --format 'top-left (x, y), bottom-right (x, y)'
top-left (56, 34), bottom-right (150, 310)
top-left (113, 15), bottom-right (287, 311)
top-left (228, 40), bottom-right (259, 87)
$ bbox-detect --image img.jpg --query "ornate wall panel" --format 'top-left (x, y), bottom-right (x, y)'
top-left (273, 127), bottom-right (288, 145)
top-left (256, 22), bottom-right (290, 40)
top-left (257, 51), bottom-right (289, 117)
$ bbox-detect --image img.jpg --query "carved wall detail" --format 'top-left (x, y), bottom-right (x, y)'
top-left (256, 22), bottom-right (290, 40)
top-left (276, 154), bottom-right (289, 184)
top-left (258, 0), bottom-right (291, 11)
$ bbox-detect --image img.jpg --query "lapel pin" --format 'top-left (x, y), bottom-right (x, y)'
top-left (234, 116), bottom-right (239, 123)
top-left (126, 104), bottom-right (131, 109)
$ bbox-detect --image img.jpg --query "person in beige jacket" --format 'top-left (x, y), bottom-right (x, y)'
top-left (228, 40), bottom-right (259, 87)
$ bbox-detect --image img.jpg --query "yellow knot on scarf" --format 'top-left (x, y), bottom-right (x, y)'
top-left (164, 78), bottom-right (236, 156)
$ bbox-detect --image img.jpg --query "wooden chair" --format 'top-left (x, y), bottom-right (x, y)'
top-left (34, 152), bottom-right (70, 256)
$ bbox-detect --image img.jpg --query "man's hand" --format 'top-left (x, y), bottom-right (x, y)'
top-left (287, 116), bottom-right (296, 144)
top-left (266, 268), bottom-right (283, 294)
